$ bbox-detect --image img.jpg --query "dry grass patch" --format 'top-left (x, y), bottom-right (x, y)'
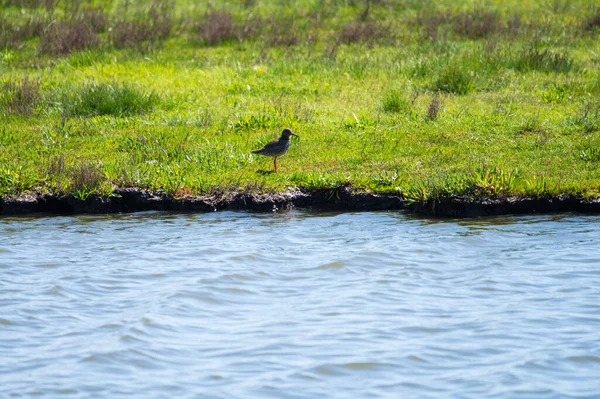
top-left (453, 9), bottom-right (500, 39)
top-left (427, 94), bottom-right (442, 121)
top-left (197, 10), bottom-right (237, 45)
top-left (584, 8), bottom-right (600, 31)
top-left (0, 14), bottom-right (48, 48)
top-left (39, 7), bottom-right (107, 55)
top-left (339, 21), bottom-right (391, 44)
top-left (110, 0), bottom-right (172, 49)
top-left (40, 20), bottom-right (98, 55)
top-left (0, 0), bottom-right (55, 9)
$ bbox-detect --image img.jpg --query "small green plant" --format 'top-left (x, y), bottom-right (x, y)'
top-left (567, 103), bottom-right (600, 133)
top-left (541, 83), bottom-right (569, 103)
top-left (72, 187), bottom-right (95, 200)
top-left (0, 164), bottom-right (38, 196)
top-left (381, 91), bottom-right (409, 113)
top-left (433, 65), bottom-right (474, 95)
top-left (438, 174), bottom-right (468, 196)
top-left (524, 175), bottom-right (549, 196)
top-left (403, 180), bottom-right (432, 204)
top-left (465, 167), bottom-right (519, 197)
top-left (372, 170), bottom-right (399, 186)
top-left (516, 116), bottom-right (543, 134)
top-left (580, 148), bottom-right (600, 163)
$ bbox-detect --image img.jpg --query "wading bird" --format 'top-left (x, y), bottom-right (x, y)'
top-left (251, 128), bottom-right (299, 172)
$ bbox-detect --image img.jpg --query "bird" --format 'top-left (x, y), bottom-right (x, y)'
top-left (251, 128), bottom-right (299, 172)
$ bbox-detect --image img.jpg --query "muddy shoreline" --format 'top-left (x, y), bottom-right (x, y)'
top-left (2, 187), bottom-right (600, 217)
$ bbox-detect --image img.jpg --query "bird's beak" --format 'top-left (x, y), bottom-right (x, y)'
top-left (292, 133), bottom-right (299, 138)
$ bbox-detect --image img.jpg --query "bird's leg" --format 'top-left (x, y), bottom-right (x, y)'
top-left (274, 157), bottom-right (277, 172)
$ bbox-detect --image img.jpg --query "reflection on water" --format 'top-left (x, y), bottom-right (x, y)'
top-left (1, 211), bottom-right (599, 398)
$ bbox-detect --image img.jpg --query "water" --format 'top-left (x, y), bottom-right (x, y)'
top-left (1, 211), bottom-right (599, 399)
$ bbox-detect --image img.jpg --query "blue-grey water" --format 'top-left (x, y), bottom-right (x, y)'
top-left (1, 211), bottom-right (599, 399)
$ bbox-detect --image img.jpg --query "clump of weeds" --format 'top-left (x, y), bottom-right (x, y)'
top-left (414, 10), bottom-right (451, 41)
top-left (0, 163), bottom-right (39, 196)
top-left (510, 47), bottom-right (574, 73)
top-left (44, 155), bottom-right (108, 198)
top-left (583, 7), bottom-right (600, 31)
top-left (453, 9), bottom-right (500, 39)
top-left (433, 65), bottom-right (474, 95)
top-left (567, 103), bottom-right (600, 133)
top-left (426, 93), bottom-right (442, 120)
top-left (339, 20), bottom-right (390, 45)
top-left (197, 10), bottom-right (237, 45)
top-left (70, 161), bottom-right (106, 199)
top-left (0, 14), bottom-right (48, 48)
top-left (381, 91), bottom-right (410, 113)
top-left (1, 77), bottom-right (41, 115)
top-left (465, 167), bottom-right (519, 197)
top-left (39, 7), bottom-right (107, 55)
top-left (110, 0), bottom-right (173, 50)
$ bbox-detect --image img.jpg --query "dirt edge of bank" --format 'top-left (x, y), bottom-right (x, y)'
top-left (2, 187), bottom-right (600, 217)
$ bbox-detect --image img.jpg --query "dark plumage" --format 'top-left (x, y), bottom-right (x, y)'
top-left (252, 128), bottom-right (299, 172)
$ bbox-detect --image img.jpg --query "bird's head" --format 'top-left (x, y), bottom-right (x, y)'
top-left (281, 128), bottom-right (299, 139)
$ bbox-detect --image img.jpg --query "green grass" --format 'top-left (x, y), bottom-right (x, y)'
top-left (2, 0), bottom-right (600, 201)
top-left (510, 48), bottom-right (575, 73)
top-left (433, 65), bottom-right (474, 95)
top-left (381, 91), bottom-right (410, 113)
top-left (60, 83), bottom-right (160, 117)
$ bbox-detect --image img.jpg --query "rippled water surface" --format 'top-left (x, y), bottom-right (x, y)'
top-left (1, 211), bottom-right (599, 398)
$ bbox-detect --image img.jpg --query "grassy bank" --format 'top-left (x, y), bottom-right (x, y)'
top-left (2, 0), bottom-right (600, 203)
